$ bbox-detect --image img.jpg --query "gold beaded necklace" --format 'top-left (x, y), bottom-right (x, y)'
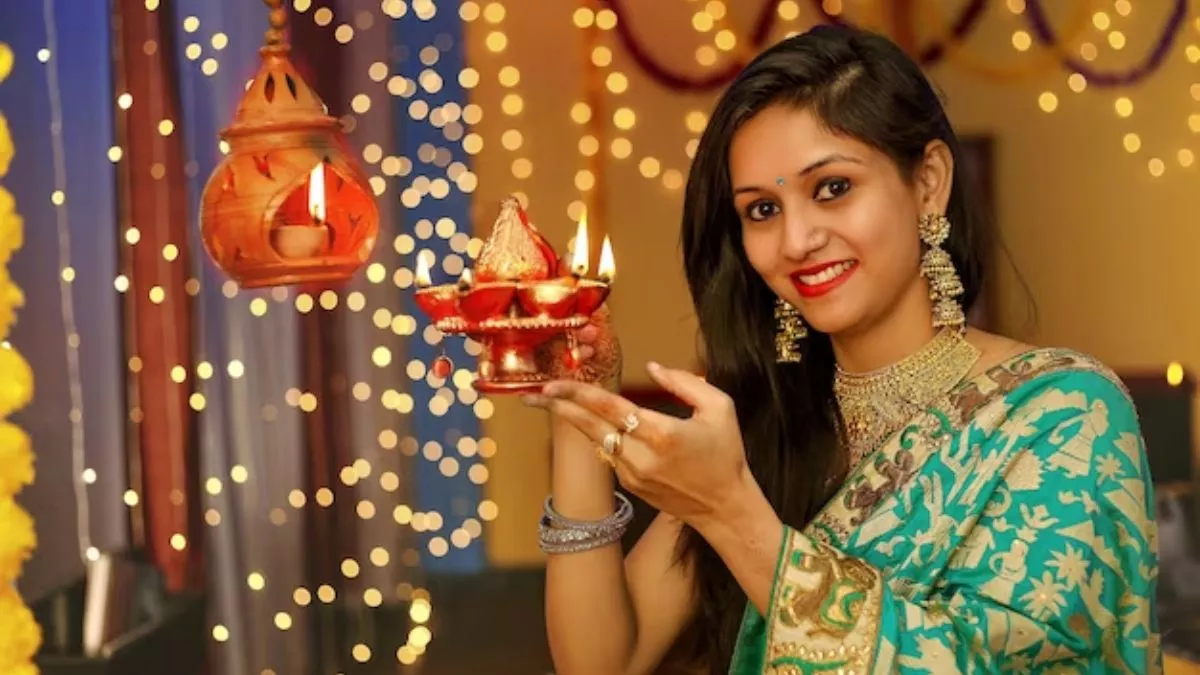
top-left (833, 328), bottom-right (980, 468)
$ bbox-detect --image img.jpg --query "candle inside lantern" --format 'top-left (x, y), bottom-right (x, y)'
top-left (598, 235), bottom-right (615, 283)
top-left (415, 253), bottom-right (432, 288)
top-left (570, 209), bottom-right (589, 277)
top-left (270, 161), bottom-right (331, 260)
top-left (309, 162), bottom-right (326, 224)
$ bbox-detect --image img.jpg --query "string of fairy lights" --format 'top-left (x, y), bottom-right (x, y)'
top-left (655, 0), bottom-right (1200, 179)
top-left (570, 5), bottom-right (692, 201)
top-left (39, 0), bottom-right (95, 566)
top-left (89, 1), bottom-right (492, 669)
top-left (27, 0), bottom-right (1187, 670)
top-left (1013, 0), bottom-right (1199, 178)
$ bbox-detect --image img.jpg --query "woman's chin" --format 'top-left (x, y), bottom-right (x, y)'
top-left (803, 313), bottom-right (862, 338)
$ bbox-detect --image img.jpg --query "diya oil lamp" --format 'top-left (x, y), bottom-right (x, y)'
top-left (198, 0), bottom-right (379, 288)
top-left (413, 197), bottom-right (615, 394)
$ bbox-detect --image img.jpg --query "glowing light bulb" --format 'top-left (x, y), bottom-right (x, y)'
top-left (1167, 362), bottom-right (1185, 386)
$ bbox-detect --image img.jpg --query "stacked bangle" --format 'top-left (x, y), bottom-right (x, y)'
top-left (538, 492), bottom-right (634, 554)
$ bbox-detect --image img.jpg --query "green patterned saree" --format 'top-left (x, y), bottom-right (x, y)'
top-left (730, 349), bottom-right (1161, 674)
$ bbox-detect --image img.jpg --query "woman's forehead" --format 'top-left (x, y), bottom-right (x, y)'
top-left (729, 107), bottom-right (879, 182)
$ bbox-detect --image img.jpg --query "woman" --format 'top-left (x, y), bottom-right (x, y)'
top-left (525, 24), bottom-right (1159, 675)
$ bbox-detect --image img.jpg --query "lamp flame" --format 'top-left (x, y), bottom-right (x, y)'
top-left (457, 267), bottom-right (475, 291)
top-left (570, 208), bottom-right (589, 276)
top-left (308, 162), bottom-right (326, 223)
top-left (415, 253), bottom-right (431, 288)
top-left (598, 235), bottom-right (615, 283)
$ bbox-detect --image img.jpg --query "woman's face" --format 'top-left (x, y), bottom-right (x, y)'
top-left (729, 104), bottom-right (951, 338)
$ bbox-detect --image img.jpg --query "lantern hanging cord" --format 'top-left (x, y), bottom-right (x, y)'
top-left (262, 0), bottom-right (289, 48)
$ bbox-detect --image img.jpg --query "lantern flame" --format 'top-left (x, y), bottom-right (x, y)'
top-left (598, 236), bottom-right (615, 283)
top-left (308, 162), bottom-right (326, 223)
top-left (415, 253), bottom-right (431, 288)
top-left (571, 209), bottom-right (589, 276)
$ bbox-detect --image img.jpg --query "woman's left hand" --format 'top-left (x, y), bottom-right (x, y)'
top-left (525, 362), bottom-right (754, 525)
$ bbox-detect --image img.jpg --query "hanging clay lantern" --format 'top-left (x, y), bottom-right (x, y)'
top-left (198, 0), bottom-right (378, 288)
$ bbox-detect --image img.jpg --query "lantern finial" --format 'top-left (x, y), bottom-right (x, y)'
top-left (263, 0), bottom-right (289, 49)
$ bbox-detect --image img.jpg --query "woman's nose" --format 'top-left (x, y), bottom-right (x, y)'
top-left (779, 214), bottom-right (828, 261)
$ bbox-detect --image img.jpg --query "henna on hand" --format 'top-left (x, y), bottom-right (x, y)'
top-left (543, 304), bottom-right (623, 391)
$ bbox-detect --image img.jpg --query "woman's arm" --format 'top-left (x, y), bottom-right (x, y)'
top-left (544, 414), bottom-right (699, 675)
top-left (690, 469), bottom-right (785, 616)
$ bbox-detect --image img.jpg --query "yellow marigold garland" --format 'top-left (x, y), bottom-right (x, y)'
top-left (0, 40), bottom-right (42, 673)
top-left (0, 585), bottom-right (40, 673)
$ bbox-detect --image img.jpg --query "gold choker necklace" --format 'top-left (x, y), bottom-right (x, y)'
top-left (833, 328), bottom-right (980, 468)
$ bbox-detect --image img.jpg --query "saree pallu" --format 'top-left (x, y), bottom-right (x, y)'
top-left (730, 349), bottom-right (1161, 674)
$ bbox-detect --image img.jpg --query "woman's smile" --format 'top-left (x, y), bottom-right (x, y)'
top-left (789, 259), bottom-right (858, 298)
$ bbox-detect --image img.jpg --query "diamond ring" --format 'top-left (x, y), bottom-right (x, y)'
top-left (621, 411), bottom-right (640, 434)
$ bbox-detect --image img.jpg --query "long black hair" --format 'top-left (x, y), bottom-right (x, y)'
top-left (675, 24), bottom-right (992, 671)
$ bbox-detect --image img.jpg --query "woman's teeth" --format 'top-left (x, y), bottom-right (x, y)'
top-left (797, 261), bottom-right (855, 286)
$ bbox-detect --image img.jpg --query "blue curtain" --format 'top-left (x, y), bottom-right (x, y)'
top-left (390, 0), bottom-right (486, 575)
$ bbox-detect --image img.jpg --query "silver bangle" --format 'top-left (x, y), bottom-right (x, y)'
top-left (538, 525), bottom-right (625, 554)
top-left (538, 492), bottom-right (635, 554)
top-left (543, 492), bottom-right (634, 530)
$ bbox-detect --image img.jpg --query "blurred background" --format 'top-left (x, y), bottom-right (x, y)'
top-left (0, 0), bottom-right (1198, 673)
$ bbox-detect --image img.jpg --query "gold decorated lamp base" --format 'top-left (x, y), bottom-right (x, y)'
top-left (409, 196), bottom-right (614, 395)
top-left (436, 313), bottom-right (590, 394)
top-left (417, 279), bottom-right (603, 394)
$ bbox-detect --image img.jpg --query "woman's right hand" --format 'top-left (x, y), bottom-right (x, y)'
top-left (545, 303), bottom-right (623, 393)
top-left (573, 304), bottom-right (623, 392)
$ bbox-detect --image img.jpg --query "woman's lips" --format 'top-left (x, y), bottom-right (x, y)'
top-left (789, 260), bottom-right (858, 298)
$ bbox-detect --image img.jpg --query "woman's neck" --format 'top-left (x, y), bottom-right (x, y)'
top-left (831, 283), bottom-right (938, 374)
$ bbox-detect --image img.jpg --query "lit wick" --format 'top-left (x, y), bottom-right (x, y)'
top-left (570, 208), bottom-right (589, 278)
top-left (415, 254), bottom-right (432, 289)
top-left (308, 161), bottom-right (326, 225)
top-left (456, 267), bottom-right (475, 292)
top-left (598, 235), bottom-right (615, 284)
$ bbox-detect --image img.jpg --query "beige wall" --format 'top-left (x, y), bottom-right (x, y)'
top-left (463, 2), bottom-right (1198, 565)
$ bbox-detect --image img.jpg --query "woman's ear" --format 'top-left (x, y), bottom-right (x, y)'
top-left (915, 139), bottom-right (954, 215)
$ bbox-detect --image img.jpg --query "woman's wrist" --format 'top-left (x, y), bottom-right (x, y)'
top-left (690, 472), bottom-right (786, 615)
top-left (549, 413), bottom-right (616, 513)
top-left (691, 468), bottom-right (780, 547)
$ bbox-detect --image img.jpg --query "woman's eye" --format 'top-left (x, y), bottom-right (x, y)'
top-left (745, 200), bottom-right (780, 222)
top-left (814, 177), bottom-right (852, 202)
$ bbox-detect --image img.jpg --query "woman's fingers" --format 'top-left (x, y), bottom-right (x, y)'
top-left (646, 362), bottom-right (730, 415)
top-left (524, 394), bottom-right (654, 482)
top-left (577, 323), bottom-right (600, 344)
top-left (541, 380), bottom-right (678, 446)
top-left (523, 394), bottom-right (614, 445)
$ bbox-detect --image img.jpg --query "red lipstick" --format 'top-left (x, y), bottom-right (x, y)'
top-left (789, 260), bottom-right (857, 298)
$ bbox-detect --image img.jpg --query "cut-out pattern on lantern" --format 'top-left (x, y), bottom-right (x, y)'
top-left (198, 5), bottom-right (378, 288)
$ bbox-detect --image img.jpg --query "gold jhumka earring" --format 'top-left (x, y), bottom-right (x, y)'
top-left (918, 213), bottom-right (966, 331)
top-left (774, 298), bottom-right (807, 363)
